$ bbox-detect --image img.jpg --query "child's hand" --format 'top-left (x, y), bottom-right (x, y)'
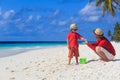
top-left (83, 38), bottom-right (87, 41)
top-left (83, 39), bottom-right (88, 44)
top-left (81, 38), bottom-right (87, 41)
top-left (84, 40), bottom-right (88, 44)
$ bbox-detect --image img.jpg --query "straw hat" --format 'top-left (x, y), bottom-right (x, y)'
top-left (70, 23), bottom-right (78, 30)
top-left (93, 28), bottom-right (104, 36)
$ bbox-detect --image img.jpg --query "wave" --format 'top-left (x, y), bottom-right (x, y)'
top-left (0, 46), bottom-right (44, 58)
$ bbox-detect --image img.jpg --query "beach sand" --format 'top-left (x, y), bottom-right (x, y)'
top-left (0, 42), bottom-right (120, 80)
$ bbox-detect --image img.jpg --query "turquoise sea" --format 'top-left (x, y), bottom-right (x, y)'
top-left (0, 41), bottom-right (67, 58)
top-left (0, 41), bottom-right (67, 49)
top-left (0, 41), bottom-right (87, 58)
top-left (0, 41), bottom-right (94, 58)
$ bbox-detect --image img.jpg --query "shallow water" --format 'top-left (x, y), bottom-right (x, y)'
top-left (0, 41), bottom-right (67, 58)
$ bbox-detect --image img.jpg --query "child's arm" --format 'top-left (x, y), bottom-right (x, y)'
top-left (66, 39), bottom-right (70, 49)
top-left (81, 37), bottom-right (87, 42)
top-left (77, 33), bottom-right (87, 41)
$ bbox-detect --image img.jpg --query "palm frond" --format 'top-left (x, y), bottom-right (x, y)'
top-left (113, 0), bottom-right (120, 7)
top-left (102, 6), bottom-right (106, 16)
top-left (89, 0), bottom-right (93, 3)
top-left (96, 0), bottom-right (103, 6)
top-left (89, 0), bottom-right (119, 16)
top-left (108, 0), bottom-right (115, 16)
top-left (110, 7), bottom-right (115, 16)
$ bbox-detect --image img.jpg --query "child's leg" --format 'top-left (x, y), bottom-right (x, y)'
top-left (68, 48), bottom-right (73, 65)
top-left (75, 57), bottom-right (79, 64)
top-left (74, 48), bottom-right (79, 64)
top-left (68, 58), bottom-right (71, 65)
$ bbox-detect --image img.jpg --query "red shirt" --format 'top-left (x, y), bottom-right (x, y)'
top-left (67, 32), bottom-right (82, 48)
top-left (87, 37), bottom-right (116, 56)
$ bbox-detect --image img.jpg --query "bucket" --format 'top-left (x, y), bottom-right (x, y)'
top-left (79, 58), bottom-right (87, 64)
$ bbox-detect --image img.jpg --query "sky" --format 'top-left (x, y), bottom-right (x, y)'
top-left (0, 0), bottom-right (120, 41)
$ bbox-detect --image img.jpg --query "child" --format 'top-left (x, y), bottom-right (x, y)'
top-left (67, 23), bottom-right (86, 65)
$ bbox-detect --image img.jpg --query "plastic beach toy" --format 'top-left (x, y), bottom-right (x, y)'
top-left (79, 58), bottom-right (87, 64)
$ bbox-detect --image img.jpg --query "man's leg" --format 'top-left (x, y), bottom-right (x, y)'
top-left (95, 46), bottom-right (109, 61)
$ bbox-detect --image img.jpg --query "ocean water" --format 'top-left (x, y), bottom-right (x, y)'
top-left (0, 41), bottom-right (67, 58)
top-left (0, 41), bottom-right (86, 58)
top-left (0, 41), bottom-right (67, 49)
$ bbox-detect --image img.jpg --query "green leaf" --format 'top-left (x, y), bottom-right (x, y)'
top-left (96, 0), bottom-right (103, 6)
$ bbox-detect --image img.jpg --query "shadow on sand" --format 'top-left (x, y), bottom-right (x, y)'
top-left (111, 59), bottom-right (120, 61)
top-left (86, 59), bottom-right (120, 64)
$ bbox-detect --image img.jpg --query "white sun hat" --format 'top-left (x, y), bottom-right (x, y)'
top-left (70, 23), bottom-right (78, 30)
top-left (94, 28), bottom-right (104, 36)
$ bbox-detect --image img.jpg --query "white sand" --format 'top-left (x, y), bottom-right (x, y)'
top-left (0, 42), bottom-right (120, 80)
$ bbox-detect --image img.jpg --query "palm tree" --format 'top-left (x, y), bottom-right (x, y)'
top-left (112, 22), bottom-right (120, 41)
top-left (90, 0), bottom-right (120, 16)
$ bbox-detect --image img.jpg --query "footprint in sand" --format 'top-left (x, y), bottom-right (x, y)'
top-left (9, 77), bottom-right (15, 80)
top-left (42, 78), bottom-right (47, 80)
top-left (42, 70), bottom-right (45, 72)
top-left (52, 70), bottom-right (55, 73)
top-left (10, 70), bottom-right (15, 73)
top-left (5, 67), bottom-right (9, 70)
top-left (23, 67), bottom-right (29, 70)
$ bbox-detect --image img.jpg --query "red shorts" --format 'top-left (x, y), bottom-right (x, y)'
top-left (68, 47), bottom-right (79, 58)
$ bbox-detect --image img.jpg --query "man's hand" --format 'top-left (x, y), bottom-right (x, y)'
top-left (83, 39), bottom-right (88, 44)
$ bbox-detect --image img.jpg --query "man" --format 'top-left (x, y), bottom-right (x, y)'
top-left (85, 28), bottom-right (116, 61)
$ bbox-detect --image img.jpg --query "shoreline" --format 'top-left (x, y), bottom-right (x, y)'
top-left (0, 42), bottom-right (120, 80)
top-left (0, 44), bottom-right (66, 58)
